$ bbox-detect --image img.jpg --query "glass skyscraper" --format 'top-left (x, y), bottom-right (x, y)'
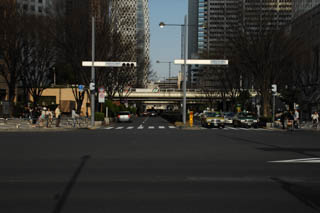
top-left (110, 0), bottom-right (150, 88)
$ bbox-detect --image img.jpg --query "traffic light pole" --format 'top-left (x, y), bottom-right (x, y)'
top-left (91, 16), bottom-right (95, 127)
top-left (272, 94), bottom-right (275, 128)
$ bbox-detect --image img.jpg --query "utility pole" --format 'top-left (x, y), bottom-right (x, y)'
top-left (90, 16), bottom-right (95, 127)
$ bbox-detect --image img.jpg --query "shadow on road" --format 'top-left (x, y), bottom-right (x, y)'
top-left (52, 155), bottom-right (91, 213)
top-left (271, 177), bottom-right (320, 212)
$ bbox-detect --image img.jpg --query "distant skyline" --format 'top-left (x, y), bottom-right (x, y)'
top-left (149, 0), bottom-right (188, 80)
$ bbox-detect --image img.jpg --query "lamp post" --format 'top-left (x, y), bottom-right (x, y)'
top-left (156, 60), bottom-right (172, 88)
top-left (159, 15), bottom-right (188, 125)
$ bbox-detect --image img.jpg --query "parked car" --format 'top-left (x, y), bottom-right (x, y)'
top-left (201, 111), bottom-right (225, 128)
top-left (224, 112), bottom-right (235, 125)
top-left (233, 112), bottom-right (258, 128)
top-left (117, 111), bottom-right (132, 123)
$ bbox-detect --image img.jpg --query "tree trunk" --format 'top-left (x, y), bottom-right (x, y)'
top-left (262, 92), bottom-right (271, 117)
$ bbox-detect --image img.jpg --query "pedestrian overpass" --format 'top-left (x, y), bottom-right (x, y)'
top-left (112, 88), bottom-right (257, 110)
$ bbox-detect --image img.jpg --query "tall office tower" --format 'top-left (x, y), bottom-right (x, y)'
top-left (109, 0), bottom-right (150, 88)
top-left (293, 0), bottom-right (320, 18)
top-left (188, 0), bottom-right (293, 87)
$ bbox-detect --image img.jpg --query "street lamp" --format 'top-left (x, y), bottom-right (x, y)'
top-left (156, 60), bottom-right (172, 88)
top-left (159, 15), bottom-right (188, 125)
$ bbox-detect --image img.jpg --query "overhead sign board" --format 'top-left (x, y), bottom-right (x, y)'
top-left (174, 59), bottom-right (228, 65)
top-left (82, 61), bottom-right (137, 67)
top-left (98, 87), bottom-right (105, 103)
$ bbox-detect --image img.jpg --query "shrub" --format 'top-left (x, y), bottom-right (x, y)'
top-left (95, 112), bottom-right (105, 121)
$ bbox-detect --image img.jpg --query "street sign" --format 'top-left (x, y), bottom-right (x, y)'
top-left (78, 85), bottom-right (84, 92)
top-left (271, 84), bottom-right (277, 93)
top-left (98, 87), bottom-right (105, 103)
top-left (82, 61), bottom-right (137, 67)
top-left (174, 59), bottom-right (228, 65)
top-left (89, 82), bottom-right (95, 91)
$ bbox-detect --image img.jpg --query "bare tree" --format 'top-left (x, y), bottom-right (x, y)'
top-left (20, 15), bottom-right (56, 108)
top-left (0, 0), bottom-right (29, 114)
top-left (228, 10), bottom-right (301, 117)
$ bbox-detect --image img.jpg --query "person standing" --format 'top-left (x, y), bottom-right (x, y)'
top-left (72, 108), bottom-right (79, 127)
top-left (311, 111), bottom-right (319, 128)
top-left (294, 109), bottom-right (300, 129)
top-left (55, 105), bottom-right (61, 127)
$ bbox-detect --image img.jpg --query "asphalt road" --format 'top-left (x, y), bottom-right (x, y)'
top-left (1, 116), bottom-right (320, 213)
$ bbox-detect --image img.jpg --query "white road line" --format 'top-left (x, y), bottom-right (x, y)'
top-left (269, 158), bottom-right (320, 163)
top-left (115, 126), bottom-right (124, 130)
top-left (159, 126), bottom-right (165, 129)
top-left (142, 117), bottom-right (149, 124)
top-left (148, 126), bottom-right (155, 129)
top-left (227, 127), bottom-right (238, 130)
top-left (168, 126), bottom-right (176, 129)
top-left (137, 125), bottom-right (144, 129)
top-left (127, 126), bottom-right (134, 129)
top-left (105, 127), bottom-right (114, 130)
top-left (239, 128), bottom-right (250, 131)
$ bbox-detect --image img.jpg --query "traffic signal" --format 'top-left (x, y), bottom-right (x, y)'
top-left (271, 84), bottom-right (277, 93)
top-left (122, 63), bottom-right (136, 68)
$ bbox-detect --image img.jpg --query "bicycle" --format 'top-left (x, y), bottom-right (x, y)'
top-left (287, 120), bottom-right (294, 131)
top-left (312, 119), bottom-right (319, 129)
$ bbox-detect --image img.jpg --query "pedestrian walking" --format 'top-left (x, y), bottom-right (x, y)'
top-left (40, 107), bottom-right (47, 127)
top-left (55, 105), bottom-right (61, 127)
top-left (46, 108), bottom-right (53, 128)
top-left (294, 109), bottom-right (300, 129)
top-left (311, 111), bottom-right (319, 129)
top-left (72, 108), bottom-right (79, 127)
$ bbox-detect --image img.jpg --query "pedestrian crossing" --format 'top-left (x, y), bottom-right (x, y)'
top-left (202, 127), bottom-right (273, 131)
top-left (104, 125), bottom-right (273, 131)
top-left (105, 125), bottom-right (177, 130)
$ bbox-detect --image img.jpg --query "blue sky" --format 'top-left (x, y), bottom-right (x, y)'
top-left (149, 0), bottom-right (188, 80)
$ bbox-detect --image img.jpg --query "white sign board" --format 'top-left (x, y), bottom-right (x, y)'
top-left (174, 59), bottom-right (228, 65)
top-left (82, 61), bottom-right (137, 67)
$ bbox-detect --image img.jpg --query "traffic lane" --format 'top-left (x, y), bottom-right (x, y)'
top-left (212, 129), bottom-right (320, 159)
top-left (0, 131), bottom-right (320, 212)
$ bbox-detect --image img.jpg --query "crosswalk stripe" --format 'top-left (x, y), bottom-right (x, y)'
top-left (127, 126), bottom-right (134, 129)
top-left (148, 126), bottom-right (155, 129)
top-left (105, 127), bottom-right (114, 130)
top-left (137, 126), bottom-right (144, 129)
top-left (168, 126), bottom-right (176, 129)
top-left (115, 126), bottom-right (124, 130)
top-left (159, 126), bottom-right (165, 129)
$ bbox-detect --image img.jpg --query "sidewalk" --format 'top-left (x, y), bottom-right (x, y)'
top-left (0, 117), bottom-right (87, 131)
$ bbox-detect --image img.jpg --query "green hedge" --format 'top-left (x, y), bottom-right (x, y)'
top-left (95, 112), bottom-right (105, 121)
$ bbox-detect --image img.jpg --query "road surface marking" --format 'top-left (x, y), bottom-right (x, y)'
top-left (105, 127), bottom-right (114, 130)
top-left (115, 126), bottom-right (124, 130)
top-left (142, 117), bottom-right (149, 124)
top-left (227, 127), bottom-right (238, 130)
top-left (169, 126), bottom-right (176, 129)
top-left (137, 125), bottom-right (144, 129)
top-left (269, 158), bottom-right (320, 163)
top-left (159, 126), bottom-right (165, 129)
top-left (239, 128), bottom-right (250, 130)
top-left (148, 126), bottom-right (155, 129)
top-left (127, 126), bottom-right (134, 129)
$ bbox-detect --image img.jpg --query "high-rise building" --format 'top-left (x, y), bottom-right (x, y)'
top-left (188, 0), bottom-right (293, 87)
top-left (109, 0), bottom-right (150, 88)
top-left (293, 0), bottom-right (320, 18)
